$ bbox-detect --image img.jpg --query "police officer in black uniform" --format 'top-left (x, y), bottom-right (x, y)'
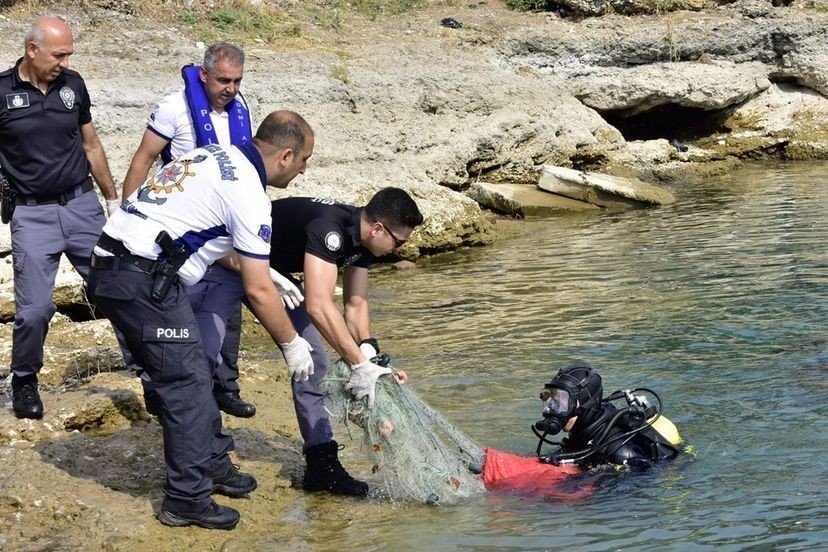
top-left (269, 188), bottom-right (423, 495)
top-left (0, 15), bottom-right (119, 419)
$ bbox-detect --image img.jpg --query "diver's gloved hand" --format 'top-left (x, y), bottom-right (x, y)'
top-left (269, 268), bottom-right (304, 310)
top-left (346, 359), bottom-right (392, 409)
top-left (279, 334), bottom-right (314, 382)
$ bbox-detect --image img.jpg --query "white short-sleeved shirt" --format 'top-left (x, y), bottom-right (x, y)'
top-left (147, 90), bottom-right (248, 162)
top-left (98, 143), bottom-right (272, 286)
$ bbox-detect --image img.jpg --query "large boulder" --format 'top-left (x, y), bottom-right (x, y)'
top-left (570, 60), bottom-right (772, 115)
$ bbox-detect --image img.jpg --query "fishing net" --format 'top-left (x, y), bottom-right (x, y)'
top-left (320, 358), bottom-right (486, 505)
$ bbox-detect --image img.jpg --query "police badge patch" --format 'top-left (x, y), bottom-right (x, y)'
top-left (59, 86), bottom-right (75, 109)
top-left (6, 93), bottom-right (29, 109)
top-left (325, 231), bottom-right (342, 252)
top-left (258, 225), bottom-right (272, 243)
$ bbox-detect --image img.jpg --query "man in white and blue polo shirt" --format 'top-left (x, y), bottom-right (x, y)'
top-left (89, 111), bottom-right (315, 530)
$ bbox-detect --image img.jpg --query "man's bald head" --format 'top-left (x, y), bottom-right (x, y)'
top-left (21, 15), bottom-right (74, 86)
top-left (24, 15), bottom-right (72, 51)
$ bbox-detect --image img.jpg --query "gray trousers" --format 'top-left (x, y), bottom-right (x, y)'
top-left (10, 190), bottom-right (104, 378)
top-left (193, 266), bottom-right (334, 449)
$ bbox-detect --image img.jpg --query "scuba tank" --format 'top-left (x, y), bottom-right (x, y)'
top-left (649, 412), bottom-right (681, 447)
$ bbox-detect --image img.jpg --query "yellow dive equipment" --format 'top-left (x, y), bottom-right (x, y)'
top-left (649, 414), bottom-right (682, 446)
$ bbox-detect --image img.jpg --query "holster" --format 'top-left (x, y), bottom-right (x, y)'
top-left (0, 171), bottom-right (15, 224)
top-left (151, 231), bottom-right (191, 302)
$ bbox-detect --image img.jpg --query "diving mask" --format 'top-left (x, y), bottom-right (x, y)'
top-left (537, 387), bottom-right (575, 435)
top-left (540, 387), bottom-right (574, 418)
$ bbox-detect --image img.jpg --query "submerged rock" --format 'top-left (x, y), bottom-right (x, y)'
top-left (467, 181), bottom-right (598, 217)
top-left (538, 165), bottom-right (675, 208)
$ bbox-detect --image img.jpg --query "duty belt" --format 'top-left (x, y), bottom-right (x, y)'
top-left (15, 177), bottom-right (93, 206)
top-left (93, 233), bottom-right (158, 274)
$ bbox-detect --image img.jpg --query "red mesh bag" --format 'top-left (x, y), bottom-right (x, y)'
top-left (482, 447), bottom-right (593, 500)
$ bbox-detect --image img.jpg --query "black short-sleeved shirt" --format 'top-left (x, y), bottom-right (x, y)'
top-left (0, 59), bottom-right (93, 196)
top-left (269, 197), bottom-right (374, 274)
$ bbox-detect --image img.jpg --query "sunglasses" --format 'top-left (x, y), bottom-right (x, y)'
top-left (377, 221), bottom-right (407, 249)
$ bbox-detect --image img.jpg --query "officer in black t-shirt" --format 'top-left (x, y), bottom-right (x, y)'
top-left (0, 16), bottom-right (119, 419)
top-left (270, 187), bottom-right (423, 496)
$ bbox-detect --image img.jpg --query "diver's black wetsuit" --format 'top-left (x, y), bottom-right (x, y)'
top-left (540, 402), bottom-right (681, 470)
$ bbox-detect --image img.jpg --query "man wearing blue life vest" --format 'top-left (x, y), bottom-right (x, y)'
top-left (0, 16), bottom-right (119, 420)
top-left (121, 42), bottom-right (289, 418)
top-left (121, 42), bottom-right (251, 193)
top-left (89, 110), bottom-right (316, 530)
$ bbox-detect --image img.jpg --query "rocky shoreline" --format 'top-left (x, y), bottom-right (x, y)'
top-left (0, 0), bottom-right (826, 548)
top-left (2, 0), bottom-right (827, 315)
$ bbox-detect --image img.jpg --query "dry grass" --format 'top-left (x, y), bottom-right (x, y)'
top-left (0, 0), bottom-right (441, 46)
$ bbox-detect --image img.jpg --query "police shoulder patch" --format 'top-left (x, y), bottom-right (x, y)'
top-left (325, 231), bottom-right (342, 252)
top-left (258, 225), bottom-right (272, 243)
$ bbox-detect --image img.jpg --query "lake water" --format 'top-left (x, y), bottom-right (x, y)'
top-left (269, 162), bottom-right (828, 551)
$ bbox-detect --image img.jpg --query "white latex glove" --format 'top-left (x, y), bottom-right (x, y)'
top-left (269, 268), bottom-right (304, 310)
top-left (105, 199), bottom-right (120, 216)
top-left (279, 334), bottom-right (314, 382)
top-left (345, 359), bottom-right (392, 409)
top-left (359, 341), bottom-right (378, 360)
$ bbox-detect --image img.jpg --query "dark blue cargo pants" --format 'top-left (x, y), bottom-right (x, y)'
top-left (89, 264), bottom-right (232, 514)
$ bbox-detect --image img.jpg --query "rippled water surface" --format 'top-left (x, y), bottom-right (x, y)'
top-left (284, 163), bottom-right (828, 551)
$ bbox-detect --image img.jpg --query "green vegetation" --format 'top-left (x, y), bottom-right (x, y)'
top-left (330, 63), bottom-right (349, 84)
top-left (0, 0), bottom-right (437, 45)
top-left (506, 0), bottom-right (550, 10)
top-left (164, 1), bottom-right (303, 44)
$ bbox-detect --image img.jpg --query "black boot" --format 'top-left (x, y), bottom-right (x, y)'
top-left (303, 440), bottom-right (369, 496)
top-left (214, 391), bottom-right (256, 418)
top-left (12, 375), bottom-right (43, 420)
top-left (144, 388), bottom-right (162, 417)
top-left (157, 500), bottom-right (240, 530)
top-left (211, 459), bottom-right (257, 497)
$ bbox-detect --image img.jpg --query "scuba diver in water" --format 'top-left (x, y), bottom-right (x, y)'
top-left (532, 364), bottom-right (682, 471)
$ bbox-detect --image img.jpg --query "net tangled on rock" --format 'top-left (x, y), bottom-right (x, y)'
top-left (320, 358), bottom-right (486, 505)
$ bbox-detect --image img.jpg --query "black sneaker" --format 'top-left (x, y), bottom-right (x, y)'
top-left (157, 500), bottom-right (240, 530)
top-left (214, 391), bottom-right (256, 418)
top-left (212, 462), bottom-right (258, 498)
top-left (12, 375), bottom-right (43, 420)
